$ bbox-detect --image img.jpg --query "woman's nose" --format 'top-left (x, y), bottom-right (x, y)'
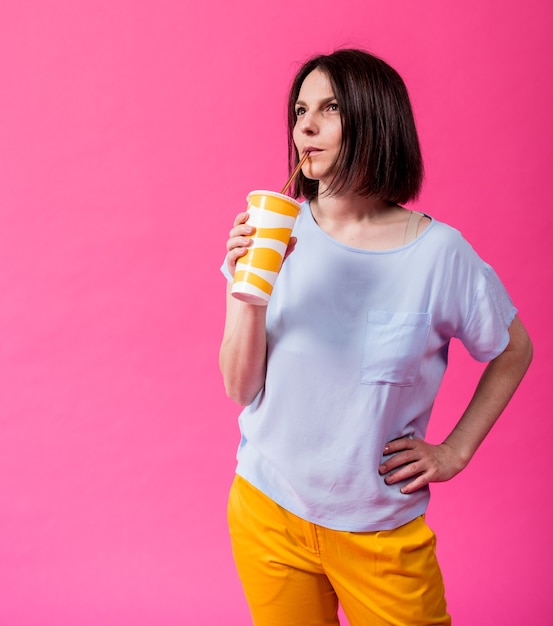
top-left (299, 112), bottom-right (317, 135)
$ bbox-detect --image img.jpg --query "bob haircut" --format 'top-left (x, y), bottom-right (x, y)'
top-left (287, 49), bottom-right (424, 204)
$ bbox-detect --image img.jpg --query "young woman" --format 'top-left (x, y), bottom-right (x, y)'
top-left (220, 49), bottom-right (532, 626)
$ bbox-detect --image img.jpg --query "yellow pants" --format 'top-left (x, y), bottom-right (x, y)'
top-left (228, 475), bottom-right (451, 626)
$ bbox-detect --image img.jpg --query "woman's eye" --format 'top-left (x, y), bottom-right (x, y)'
top-left (295, 107), bottom-right (306, 116)
top-left (328, 102), bottom-right (339, 112)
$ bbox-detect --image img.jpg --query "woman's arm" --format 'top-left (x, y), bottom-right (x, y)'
top-left (219, 210), bottom-right (298, 405)
top-left (219, 211), bottom-right (269, 405)
top-left (220, 283), bottom-right (268, 406)
top-left (379, 315), bottom-right (533, 493)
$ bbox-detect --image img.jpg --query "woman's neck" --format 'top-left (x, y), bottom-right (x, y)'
top-left (312, 192), bottom-right (398, 223)
top-left (309, 192), bottom-right (425, 251)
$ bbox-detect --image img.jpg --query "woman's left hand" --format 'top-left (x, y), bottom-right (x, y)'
top-left (378, 437), bottom-right (467, 494)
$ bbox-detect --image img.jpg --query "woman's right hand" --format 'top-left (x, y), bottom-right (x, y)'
top-left (226, 212), bottom-right (254, 277)
top-left (226, 211), bottom-right (297, 276)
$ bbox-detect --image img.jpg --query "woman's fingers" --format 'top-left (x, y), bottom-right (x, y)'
top-left (226, 212), bottom-right (254, 275)
top-left (232, 211), bottom-right (249, 227)
top-left (379, 438), bottom-right (462, 494)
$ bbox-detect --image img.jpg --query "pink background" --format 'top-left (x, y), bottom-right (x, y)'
top-left (0, 1), bottom-right (551, 624)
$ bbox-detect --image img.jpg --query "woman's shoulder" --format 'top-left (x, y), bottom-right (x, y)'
top-left (424, 216), bottom-right (470, 247)
top-left (422, 217), bottom-right (491, 274)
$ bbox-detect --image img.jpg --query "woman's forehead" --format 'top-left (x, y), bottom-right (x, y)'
top-left (297, 69), bottom-right (335, 101)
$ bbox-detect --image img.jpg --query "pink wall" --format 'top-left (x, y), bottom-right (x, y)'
top-left (0, 1), bottom-right (550, 624)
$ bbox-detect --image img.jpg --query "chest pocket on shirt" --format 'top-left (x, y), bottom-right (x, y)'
top-left (361, 311), bottom-right (431, 386)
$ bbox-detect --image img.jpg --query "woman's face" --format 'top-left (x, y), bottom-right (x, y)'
top-left (292, 68), bottom-right (342, 190)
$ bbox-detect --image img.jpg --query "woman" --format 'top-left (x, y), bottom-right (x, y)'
top-left (220, 49), bottom-right (532, 626)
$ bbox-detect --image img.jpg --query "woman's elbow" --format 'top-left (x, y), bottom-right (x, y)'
top-left (220, 363), bottom-right (263, 405)
top-left (219, 347), bottom-right (266, 406)
top-left (223, 379), bottom-right (262, 406)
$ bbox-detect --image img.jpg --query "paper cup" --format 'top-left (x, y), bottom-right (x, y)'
top-left (231, 190), bottom-right (301, 305)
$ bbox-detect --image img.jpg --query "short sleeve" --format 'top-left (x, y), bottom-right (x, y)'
top-left (220, 255), bottom-right (232, 282)
top-left (457, 263), bottom-right (517, 362)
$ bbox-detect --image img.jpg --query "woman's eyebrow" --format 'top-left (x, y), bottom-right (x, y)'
top-left (295, 96), bottom-right (337, 107)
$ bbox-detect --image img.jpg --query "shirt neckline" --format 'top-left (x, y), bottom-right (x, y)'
top-left (303, 200), bottom-right (435, 255)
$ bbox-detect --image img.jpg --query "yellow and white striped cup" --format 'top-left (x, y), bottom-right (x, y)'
top-left (231, 190), bottom-right (301, 305)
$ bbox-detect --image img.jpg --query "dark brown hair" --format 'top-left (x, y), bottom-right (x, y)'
top-left (287, 49), bottom-right (423, 203)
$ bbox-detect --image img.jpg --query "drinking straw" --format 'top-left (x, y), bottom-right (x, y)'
top-left (280, 152), bottom-right (310, 195)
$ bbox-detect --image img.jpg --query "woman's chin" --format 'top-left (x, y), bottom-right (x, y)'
top-left (302, 166), bottom-right (331, 182)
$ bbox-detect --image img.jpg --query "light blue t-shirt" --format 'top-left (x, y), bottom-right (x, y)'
top-left (222, 202), bottom-right (516, 532)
